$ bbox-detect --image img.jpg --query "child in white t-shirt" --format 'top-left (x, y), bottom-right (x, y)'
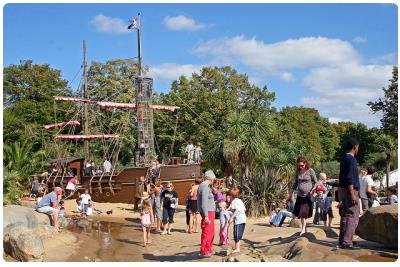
top-left (228, 188), bottom-right (247, 253)
top-left (79, 188), bottom-right (91, 217)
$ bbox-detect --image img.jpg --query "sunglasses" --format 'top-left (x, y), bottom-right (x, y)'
top-left (298, 164), bottom-right (305, 168)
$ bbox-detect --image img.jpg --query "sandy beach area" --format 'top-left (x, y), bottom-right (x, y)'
top-left (29, 199), bottom-right (395, 262)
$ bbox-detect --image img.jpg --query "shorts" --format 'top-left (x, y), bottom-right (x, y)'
top-left (189, 200), bottom-right (198, 213)
top-left (233, 223), bottom-right (246, 242)
top-left (162, 207), bottom-right (175, 224)
top-left (37, 206), bottom-right (57, 215)
top-left (321, 207), bottom-right (334, 221)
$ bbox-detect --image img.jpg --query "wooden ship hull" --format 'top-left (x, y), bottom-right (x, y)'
top-left (46, 161), bottom-right (201, 205)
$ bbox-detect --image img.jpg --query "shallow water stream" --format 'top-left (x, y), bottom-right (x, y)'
top-left (63, 218), bottom-right (397, 262)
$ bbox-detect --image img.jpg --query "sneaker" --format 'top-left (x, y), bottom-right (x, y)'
top-left (160, 231), bottom-right (167, 235)
top-left (167, 231), bottom-right (172, 235)
top-left (340, 244), bottom-right (361, 250)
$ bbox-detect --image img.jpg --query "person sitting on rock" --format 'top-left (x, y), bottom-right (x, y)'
top-left (270, 196), bottom-right (295, 227)
top-left (37, 187), bottom-right (63, 231)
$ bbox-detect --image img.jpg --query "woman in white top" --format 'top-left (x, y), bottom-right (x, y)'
top-left (359, 166), bottom-right (377, 212)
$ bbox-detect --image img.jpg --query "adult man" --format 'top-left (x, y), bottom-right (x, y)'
top-left (338, 138), bottom-right (361, 249)
top-left (197, 170), bottom-right (217, 257)
top-left (103, 158), bottom-right (112, 175)
top-left (37, 187), bottom-right (63, 230)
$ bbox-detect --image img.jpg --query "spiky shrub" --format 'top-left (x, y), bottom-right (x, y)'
top-left (240, 168), bottom-right (289, 218)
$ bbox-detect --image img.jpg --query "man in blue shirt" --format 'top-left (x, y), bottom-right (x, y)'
top-left (338, 138), bottom-right (361, 249)
top-left (37, 187), bottom-right (63, 230)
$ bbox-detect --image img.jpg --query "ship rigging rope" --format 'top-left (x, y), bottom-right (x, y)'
top-left (150, 71), bottom-right (212, 128)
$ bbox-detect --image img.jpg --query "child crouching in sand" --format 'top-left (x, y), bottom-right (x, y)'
top-left (218, 201), bottom-right (232, 245)
top-left (228, 187), bottom-right (246, 253)
top-left (141, 198), bottom-right (154, 247)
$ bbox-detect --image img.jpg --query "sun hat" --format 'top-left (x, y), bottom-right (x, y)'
top-left (316, 185), bottom-right (325, 192)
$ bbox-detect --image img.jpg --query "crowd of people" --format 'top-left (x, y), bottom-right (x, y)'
top-left (33, 137), bottom-right (398, 256)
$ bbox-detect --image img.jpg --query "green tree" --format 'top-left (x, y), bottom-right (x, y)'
top-left (333, 122), bottom-right (379, 165)
top-left (153, 66), bottom-right (275, 164)
top-left (3, 60), bottom-right (73, 150)
top-left (368, 66), bottom-right (398, 138)
top-left (373, 134), bottom-right (397, 198)
top-left (86, 59), bottom-right (140, 165)
top-left (278, 107), bottom-right (339, 163)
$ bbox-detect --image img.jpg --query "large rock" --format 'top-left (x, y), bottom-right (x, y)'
top-left (3, 224), bottom-right (45, 261)
top-left (289, 218), bottom-right (301, 228)
top-left (222, 253), bottom-right (261, 262)
top-left (355, 204), bottom-right (398, 248)
top-left (3, 205), bottom-right (50, 228)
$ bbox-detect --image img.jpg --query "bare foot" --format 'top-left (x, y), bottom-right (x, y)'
top-left (231, 249), bottom-right (240, 254)
top-left (299, 231), bottom-right (306, 236)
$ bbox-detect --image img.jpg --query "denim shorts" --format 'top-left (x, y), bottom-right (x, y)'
top-left (162, 207), bottom-right (175, 224)
top-left (233, 223), bottom-right (246, 242)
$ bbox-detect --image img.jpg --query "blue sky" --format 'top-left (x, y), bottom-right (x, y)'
top-left (3, 3), bottom-right (398, 127)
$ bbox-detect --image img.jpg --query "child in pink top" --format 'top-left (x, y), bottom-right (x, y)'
top-left (141, 199), bottom-right (153, 247)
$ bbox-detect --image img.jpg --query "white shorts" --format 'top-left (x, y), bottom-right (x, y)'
top-left (37, 206), bottom-right (57, 215)
top-left (66, 183), bottom-right (75, 190)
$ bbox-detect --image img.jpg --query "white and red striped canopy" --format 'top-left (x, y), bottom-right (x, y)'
top-left (44, 120), bottom-right (81, 130)
top-left (53, 96), bottom-right (180, 112)
top-left (53, 96), bottom-right (92, 103)
top-left (53, 134), bottom-right (119, 140)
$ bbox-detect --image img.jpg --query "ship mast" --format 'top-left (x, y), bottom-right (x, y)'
top-left (83, 40), bottom-right (89, 161)
top-left (134, 13), bottom-right (156, 166)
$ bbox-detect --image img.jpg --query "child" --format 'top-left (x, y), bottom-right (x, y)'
top-left (59, 200), bottom-right (66, 217)
top-left (76, 199), bottom-right (82, 213)
top-left (312, 185), bottom-right (328, 226)
top-left (141, 198), bottom-right (154, 247)
top-left (66, 176), bottom-right (77, 196)
top-left (87, 202), bottom-right (94, 216)
top-left (31, 176), bottom-right (40, 198)
top-left (218, 201), bottom-right (232, 245)
top-left (79, 188), bottom-right (91, 217)
top-left (228, 187), bottom-right (246, 253)
top-left (194, 143), bottom-right (202, 163)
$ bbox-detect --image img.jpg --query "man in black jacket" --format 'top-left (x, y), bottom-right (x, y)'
top-left (338, 138), bottom-right (361, 249)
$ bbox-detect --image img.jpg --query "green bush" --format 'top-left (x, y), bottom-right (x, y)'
top-left (241, 168), bottom-right (289, 218)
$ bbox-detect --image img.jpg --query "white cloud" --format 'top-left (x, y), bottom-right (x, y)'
top-left (148, 63), bottom-right (203, 81)
top-left (369, 52), bottom-right (397, 65)
top-left (352, 36), bottom-right (368, 43)
top-left (194, 35), bottom-right (361, 81)
top-left (281, 72), bottom-right (296, 82)
top-left (163, 15), bottom-right (206, 31)
top-left (89, 14), bottom-right (130, 34)
top-left (195, 36), bottom-right (361, 69)
top-left (302, 63), bottom-right (393, 124)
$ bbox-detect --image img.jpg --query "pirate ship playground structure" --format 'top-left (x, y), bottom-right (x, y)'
top-left (44, 15), bottom-right (203, 205)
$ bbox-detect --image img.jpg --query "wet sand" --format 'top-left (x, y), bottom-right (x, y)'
top-left (53, 200), bottom-right (397, 262)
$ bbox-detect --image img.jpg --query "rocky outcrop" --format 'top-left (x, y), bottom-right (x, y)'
top-left (3, 224), bottom-right (45, 262)
top-left (289, 218), bottom-right (301, 228)
top-left (356, 204), bottom-right (398, 248)
top-left (3, 205), bottom-right (50, 228)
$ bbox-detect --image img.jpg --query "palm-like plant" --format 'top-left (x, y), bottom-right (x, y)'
top-left (241, 167), bottom-right (289, 217)
top-left (3, 141), bottom-right (46, 188)
top-left (374, 134), bottom-right (397, 198)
